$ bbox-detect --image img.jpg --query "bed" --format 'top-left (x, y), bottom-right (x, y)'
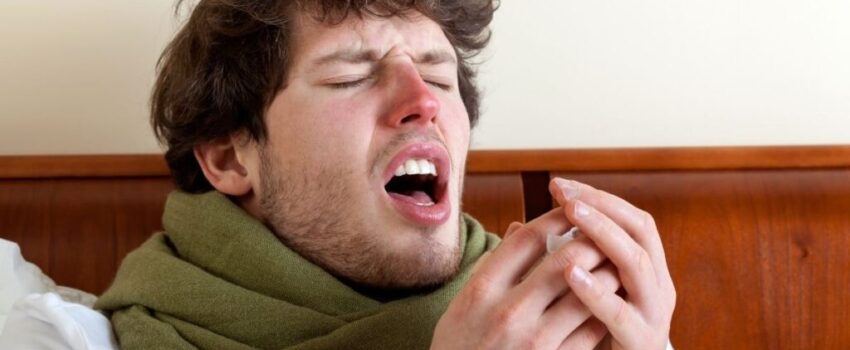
top-left (2, 145), bottom-right (849, 349)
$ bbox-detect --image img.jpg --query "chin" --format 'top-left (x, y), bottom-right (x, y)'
top-left (360, 213), bottom-right (463, 290)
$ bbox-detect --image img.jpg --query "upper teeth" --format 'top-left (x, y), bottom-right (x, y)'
top-left (394, 159), bottom-right (437, 177)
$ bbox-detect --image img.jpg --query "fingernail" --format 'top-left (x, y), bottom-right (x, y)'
top-left (570, 265), bottom-right (592, 287)
top-left (555, 178), bottom-right (580, 201)
top-left (575, 200), bottom-right (591, 218)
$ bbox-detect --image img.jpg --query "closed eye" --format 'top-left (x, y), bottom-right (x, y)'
top-left (426, 81), bottom-right (452, 91)
top-left (328, 78), bottom-right (368, 89)
top-left (421, 74), bottom-right (453, 91)
top-left (326, 76), bottom-right (451, 91)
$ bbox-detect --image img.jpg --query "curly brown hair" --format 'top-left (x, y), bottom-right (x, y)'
top-left (151, 0), bottom-right (497, 192)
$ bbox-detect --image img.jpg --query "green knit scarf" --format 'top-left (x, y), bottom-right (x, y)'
top-left (95, 191), bottom-right (499, 350)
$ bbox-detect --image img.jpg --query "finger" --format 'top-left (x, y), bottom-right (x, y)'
top-left (551, 178), bottom-right (670, 281)
top-left (552, 178), bottom-right (673, 294)
top-left (474, 207), bottom-right (572, 289)
top-left (549, 177), bottom-right (581, 205)
top-left (569, 200), bottom-right (659, 309)
top-left (512, 234), bottom-right (606, 313)
top-left (566, 264), bottom-right (642, 346)
top-left (550, 178), bottom-right (665, 262)
top-left (536, 263), bottom-right (620, 347)
top-left (557, 318), bottom-right (609, 350)
top-left (504, 221), bottom-right (524, 239)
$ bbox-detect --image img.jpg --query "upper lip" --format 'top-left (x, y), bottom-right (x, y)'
top-left (382, 142), bottom-right (451, 190)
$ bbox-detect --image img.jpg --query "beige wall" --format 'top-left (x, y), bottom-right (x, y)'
top-left (473, 0), bottom-right (850, 149)
top-left (1, 0), bottom-right (849, 155)
top-left (0, 1), bottom-right (176, 155)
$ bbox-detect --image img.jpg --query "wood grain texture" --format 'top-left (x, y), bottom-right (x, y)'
top-left (0, 178), bottom-right (173, 294)
top-left (111, 179), bottom-right (175, 270)
top-left (48, 180), bottom-right (119, 293)
top-left (462, 173), bottom-right (525, 235)
top-left (469, 145), bottom-right (850, 172)
top-left (3, 145), bottom-right (850, 178)
top-left (552, 170), bottom-right (850, 350)
top-left (0, 154), bottom-right (169, 178)
top-left (0, 180), bottom-right (54, 271)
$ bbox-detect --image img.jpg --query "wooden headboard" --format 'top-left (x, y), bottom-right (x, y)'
top-left (2, 146), bottom-right (850, 349)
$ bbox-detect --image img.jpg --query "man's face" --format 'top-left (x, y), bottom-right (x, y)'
top-left (252, 11), bottom-right (470, 289)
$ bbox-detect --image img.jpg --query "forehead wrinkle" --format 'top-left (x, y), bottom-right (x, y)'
top-left (312, 47), bottom-right (381, 67)
top-left (302, 13), bottom-right (455, 69)
top-left (312, 46), bottom-right (456, 69)
top-left (416, 50), bottom-right (457, 66)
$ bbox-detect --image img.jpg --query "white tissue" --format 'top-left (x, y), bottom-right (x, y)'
top-left (546, 227), bottom-right (580, 254)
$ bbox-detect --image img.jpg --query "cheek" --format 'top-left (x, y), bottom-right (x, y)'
top-left (280, 96), bottom-right (374, 151)
top-left (315, 99), bottom-right (377, 156)
top-left (440, 101), bottom-right (471, 152)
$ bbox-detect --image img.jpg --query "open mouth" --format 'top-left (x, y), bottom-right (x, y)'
top-left (381, 144), bottom-right (451, 226)
top-left (385, 159), bottom-right (441, 206)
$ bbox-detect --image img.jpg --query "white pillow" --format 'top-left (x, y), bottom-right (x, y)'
top-left (0, 238), bottom-right (54, 328)
top-left (0, 293), bottom-right (117, 350)
top-left (0, 239), bottom-right (117, 350)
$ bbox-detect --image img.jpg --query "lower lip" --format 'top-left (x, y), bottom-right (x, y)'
top-left (387, 192), bottom-right (451, 227)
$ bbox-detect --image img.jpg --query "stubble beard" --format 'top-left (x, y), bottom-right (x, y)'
top-left (257, 145), bottom-right (462, 290)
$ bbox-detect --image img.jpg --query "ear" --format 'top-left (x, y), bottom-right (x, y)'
top-left (193, 135), bottom-right (256, 196)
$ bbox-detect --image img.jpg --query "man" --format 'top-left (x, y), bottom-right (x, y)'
top-left (96, 1), bottom-right (676, 349)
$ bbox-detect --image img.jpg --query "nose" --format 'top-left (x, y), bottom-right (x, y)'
top-left (381, 64), bottom-right (440, 128)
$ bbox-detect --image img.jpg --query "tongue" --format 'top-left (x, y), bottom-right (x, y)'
top-left (409, 190), bottom-right (434, 205)
top-left (386, 189), bottom-right (435, 206)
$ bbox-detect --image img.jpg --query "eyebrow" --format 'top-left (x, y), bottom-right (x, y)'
top-left (312, 48), bottom-right (457, 67)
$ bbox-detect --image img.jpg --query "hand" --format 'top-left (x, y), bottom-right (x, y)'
top-left (432, 207), bottom-right (622, 349)
top-left (549, 178), bottom-right (676, 350)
